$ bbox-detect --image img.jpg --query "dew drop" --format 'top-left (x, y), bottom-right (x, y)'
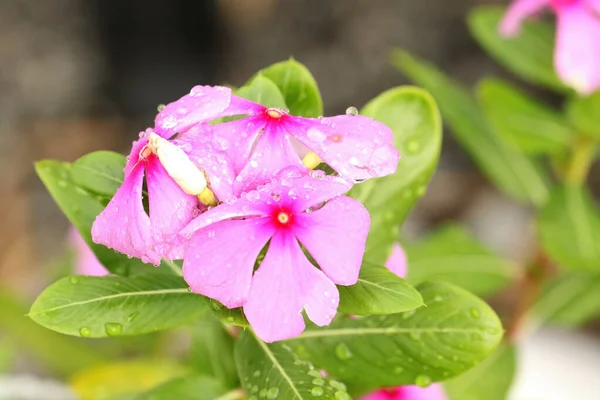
top-left (335, 343), bottom-right (353, 360)
top-left (307, 128), bottom-right (326, 142)
top-left (104, 322), bottom-right (123, 336)
top-left (407, 140), bottom-right (420, 154)
top-left (69, 277), bottom-right (79, 284)
top-left (79, 327), bottom-right (92, 337)
top-left (127, 312), bottom-right (139, 322)
top-left (312, 378), bottom-right (325, 386)
top-left (415, 375), bottom-right (431, 388)
top-left (57, 180), bottom-right (68, 188)
top-left (394, 366), bottom-right (404, 375)
top-left (253, 370), bottom-right (261, 377)
top-left (157, 104), bottom-right (166, 111)
top-left (251, 385), bottom-right (258, 394)
top-left (335, 391), bottom-right (350, 400)
top-left (266, 387), bottom-right (279, 399)
top-left (307, 370), bottom-right (322, 378)
top-left (259, 389), bottom-right (267, 398)
top-left (310, 387), bottom-right (324, 396)
top-left (409, 332), bottom-right (421, 341)
top-left (249, 396), bottom-right (257, 400)
top-left (227, 317), bottom-right (235, 323)
top-left (329, 380), bottom-right (346, 391)
top-left (470, 308), bottom-right (480, 319)
top-left (345, 106), bottom-right (358, 116)
top-left (416, 185), bottom-right (426, 197)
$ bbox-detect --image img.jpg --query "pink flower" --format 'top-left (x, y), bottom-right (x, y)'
top-left (499, 0), bottom-right (600, 94)
top-left (360, 385), bottom-right (447, 400)
top-left (69, 227), bottom-right (108, 276)
top-left (92, 125), bottom-right (235, 265)
top-left (155, 86), bottom-right (399, 193)
top-left (180, 167), bottom-right (370, 342)
top-left (385, 243), bottom-right (408, 278)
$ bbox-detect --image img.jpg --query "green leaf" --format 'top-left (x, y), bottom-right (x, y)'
top-left (566, 92), bottom-right (600, 138)
top-left (207, 298), bottom-right (249, 328)
top-left (35, 160), bottom-right (150, 276)
top-left (135, 375), bottom-right (230, 400)
top-left (337, 262), bottom-right (423, 315)
top-left (468, 5), bottom-right (565, 91)
top-left (237, 74), bottom-right (287, 109)
top-left (351, 86), bottom-right (441, 265)
top-left (287, 281), bottom-right (503, 388)
top-left (0, 287), bottom-right (107, 377)
top-left (478, 78), bottom-right (572, 155)
top-left (71, 151), bottom-right (126, 197)
top-left (444, 343), bottom-right (516, 400)
top-left (258, 59), bottom-right (323, 117)
top-left (29, 273), bottom-right (207, 338)
top-left (405, 225), bottom-right (518, 297)
top-left (235, 330), bottom-right (351, 400)
top-left (532, 272), bottom-right (600, 327)
top-left (188, 318), bottom-right (239, 389)
top-left (392, 49), bottom-right (550, 206)
top-left (538, 185), bottom-right (600, 271)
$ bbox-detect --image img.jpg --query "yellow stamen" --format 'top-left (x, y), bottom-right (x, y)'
top-left (302, 151), bottom-right (322, 170)
top-left (197, 187), bottom-right (218, 207)
top-left (267, 108), bottom-right (284, 119)
top-left (277, 212), bottom-right (290, 224)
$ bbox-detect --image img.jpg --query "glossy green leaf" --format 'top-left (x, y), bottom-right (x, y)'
top-left (392, 49), bottom-right (550, 206)
top-left (444, 343), bottom-right (516, 400)
top-left (258, 58), bottom-right (323, 117)
top-left (71, 151), bottom-right (126, 197)
top-left (468, 5), bottom-right (565, 91)
top-left (0, 288), bottom-right (107, 377)
top-left (35, 160), bottom-right (151, 276)
top-left (207, 298), bottom-right (249, 328)
top-left (237, 74), bottom-right (287, 109)
top-left (532, 272), bottom-right (600, 326)
top-left (135, 375), bottom-right (230, 400)
top-left (287, 281), bottom-right (503, 388)
top-left (235, 330), bottom-right (351, 400)
top-left (478, 78), bottom-right (572, 155)
top-left (29, 273), bottom-right (207, 338)
top-left (405, 225), bottom-right (518, 297)
top-left (350, 86), bottom-right (441, 265)
top-left (188, 318), bottom-right (239, 389)
top-left (538, 185), bottom-right (600, 271)
top-left (338, 262), bottom-right (423, 315)
top-left (566, 92), bottom-right (600, 138)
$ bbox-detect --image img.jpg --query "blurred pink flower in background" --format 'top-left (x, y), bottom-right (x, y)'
top-left (69, 228), bottom-right (107, 276)
top-left (360, 243), bottom-right (447, 400)
top-left (500, 0), bottom-right (600, 95)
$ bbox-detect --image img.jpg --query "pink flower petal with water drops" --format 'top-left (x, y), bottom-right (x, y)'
top-left (385, 243), bottom-right (408, 278)
top-left (145, 159), bottom-right (198, 260)
top-left (360, 384), bottom-right (447, 400)
top-left (233, 122), bottom-right (304, 195)
top-left (499, 0), bottom-right (549, 36)
top-left (69, 227), bottom-right (108, 276)
top-left (183, 218), bottom-right (274, 308)
top-left (91, 163), bottom-right (159, 265)
top-left (286, 115), bottom-right (399, 182)
top-left (210, 116), bottom-right (267, 174)
top-left (295, 196), bottom-right (370, 285)
top-left (244, 232), bottom-right (339, 343)
top-left (554, 3), bottom-right (600, 94)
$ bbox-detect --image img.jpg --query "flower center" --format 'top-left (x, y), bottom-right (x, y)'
top-left (272, 208), bottom-right (294, 229)
top-left (266, 108), bottom-right (285, 119)
top-left (277, 211), bottom-right (290, 224)
top-left (139, 145), bottom-right (153, 160)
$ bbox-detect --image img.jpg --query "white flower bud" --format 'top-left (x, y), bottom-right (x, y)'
top-left (147, 132), bottom-right (207, 196)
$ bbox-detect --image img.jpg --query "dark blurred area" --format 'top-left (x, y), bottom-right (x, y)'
top-left (1, 0), bottom-right (517, 295)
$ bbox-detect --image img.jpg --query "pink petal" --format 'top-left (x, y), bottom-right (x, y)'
top-left (286, 115), bottom-right (399, 182)
top-left (145, 159), bottom-right (199, 260)
top-left (233, 122), bottom-right (304, 195)
top-left (385, 243), bottom-right (408, 278)
top-left (154, 86), bottom-right (263, 138)
top-left (91, 164), bottom-right (160, 265)
top-left (294, 196), bottom-right (370, 285)
top-left (584, 0), bottom-right (600, 15)
top-left (499, 0), bottom-right (549, 36)
top-left (211, 116), bottom-right (266, 174)
top-left (244, 232), bottom-right (339, 342)
top-left (360, 385), bottom-right (447, 400)
top-left (69, 227), bottom-right (108, 276)
top-left (183, 218), bottom-right (274, 308)
top-left (174, 126), bottom-right (236, 202)
top-left (554, 4), bottom-right (600, 94)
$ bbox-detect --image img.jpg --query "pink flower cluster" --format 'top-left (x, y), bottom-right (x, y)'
top-left (91, 85), bottom-right (399, 342)
top-left (500, 0), bottom-right (600, 94)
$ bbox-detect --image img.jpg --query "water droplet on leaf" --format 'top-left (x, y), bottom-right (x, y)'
top-left (266, 387), bottom-right (279, 399)
top-left (79, 327), bottom-right (92, 337)
top-left (415, 375), bottom-right (431, 388)
top-left (470, 308), bottom-right (480, 319)
top-left (104, 322), bottom-right (123, 336)
top-left (335, 343), bottom-right (353, 360)
top-left (311, 387), bottom-right (324, 396)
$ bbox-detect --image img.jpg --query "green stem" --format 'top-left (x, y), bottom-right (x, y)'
top-left (162, 259), bottom-right (182, 276)
top-left (215, 388), bottom-right (246, 400)
top-left (564, 135), bottom-right (596, 186)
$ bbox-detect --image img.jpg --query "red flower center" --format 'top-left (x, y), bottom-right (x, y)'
top-left (551, 0), bottom-right (580, 9)
top-left (272, 208), bottom-right (294, 229)
top-left (266, 108), bottom-right (285, 119)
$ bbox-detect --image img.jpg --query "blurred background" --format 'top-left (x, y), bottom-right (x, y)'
top-left (1, 0), bottom-right (599, 399)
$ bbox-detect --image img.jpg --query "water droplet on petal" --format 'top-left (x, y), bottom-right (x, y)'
top-left (307, 128), bottom-right (326, 142)
top-left (104, 322), bottom-right (123, 336)
top-left (345, 106), bottom-right (358, 116)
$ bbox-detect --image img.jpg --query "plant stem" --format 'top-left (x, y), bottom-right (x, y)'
top-left (564, 135), bottom-right (596, 186)
top-left (162, 259), bottom-right (183, 276)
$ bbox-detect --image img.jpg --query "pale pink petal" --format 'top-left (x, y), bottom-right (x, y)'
top-left (244, 232), bottom-right (339, 342)
top-left (211, 116), bottom-right (266, 174)
top-left (154, 86), bottom-right (263, 138)
top-left (499, 0), bottom-right (549, 36)
top-left (183, 218), bottom-right (274, 308)
top-left (145, 159), bottom-right (198, 260)
top-left (91, 164), bottom-right (160, 265)
top-left (286, 115), bottom-right (399, 182)
top-left (69, 227), bottom-right (108, 276)
top-left (294, 196), bottom-right (370, 285)
top-left (233, 122), bottom-right (304, 195)
top-left (584, 0), bottom-right (600, 15)
top-left (555, 4), bottom-right (600, 94)
top-left (385, 243), bottom-right (408, 278)
top-left (174, 126), bottom-right (236, 202)
top-left (360, 384), bottom-right (447, 400)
